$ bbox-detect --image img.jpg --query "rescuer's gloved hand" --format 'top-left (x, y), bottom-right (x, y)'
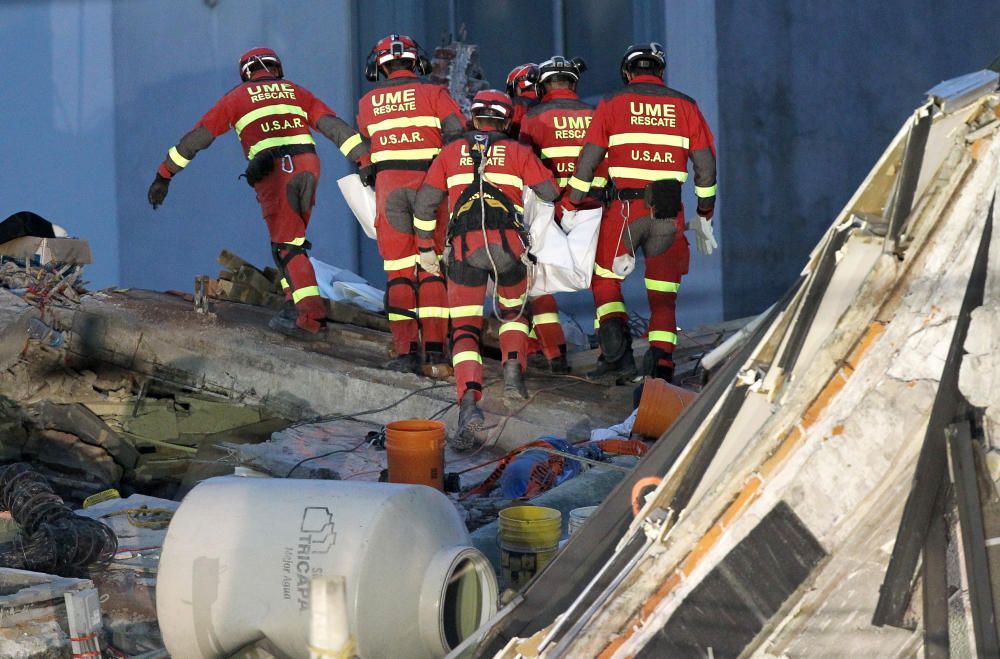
top-left (148, 174), bottom-right (171, 210)
top-left (692, 215), bottom-right (718, 256)
top-left (357, 160), bottom-right (376, 188)
top-left (418, 249), bottom-right (440, 275)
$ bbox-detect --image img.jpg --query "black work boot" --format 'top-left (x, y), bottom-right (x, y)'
top-left (268, 313), bottom-right (325, 342)
top-left (383, 352), bottom-right (420, 373)
top-left (549, 353), bottom-right (571, 375)
top-left (503, 361), bottom-right (529, 403)
top-left (587, 318), bottom-right (637, 384)
top-left (453, 391), bottom-right (485, 450)
top-left (642, 346), bottom-right (675, 383)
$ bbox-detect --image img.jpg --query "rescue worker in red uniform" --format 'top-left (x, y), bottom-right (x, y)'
top-left (519, 55), bottom-right (609, 374)
top-left (356, 34), bottom-right (467, 373)
top-left (506, 63), bottom-right (539, 139)
top-left (412, 90), bottom-right (560, 448)
top-left (147, 48), bottom-right (369, 340)
top-left (567, 43), bottom-right (717, 383)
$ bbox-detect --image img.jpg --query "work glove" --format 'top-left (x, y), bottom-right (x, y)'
top-left (357, 160), bottom-right (376, 188)
top-left (418, 249), bottom-right (440, 275)
top-left (147, 174), bottom-right (170, 210)
top-left (691, 215), bottom-right (718, 256)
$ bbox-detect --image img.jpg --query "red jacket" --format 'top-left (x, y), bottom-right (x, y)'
top-left (356, 70), bottom-right (465, 170)
top-left (509, 95), bottom-right (537, 139)
top-left (519, 88), bottom-right (608, 192)
top-left (569, 75), bottom-right (716, 211)
top-left (157, 73), bottom-right (366, 179)
top-left (198, 77), bottom-right (342, 160)
top-left (412, 131), bottom-right (558, 250)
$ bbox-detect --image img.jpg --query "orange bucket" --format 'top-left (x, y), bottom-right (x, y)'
top-left (385, 420), bottom-right (446, 490)
top-left (632, 377), bottom-right (698, 439)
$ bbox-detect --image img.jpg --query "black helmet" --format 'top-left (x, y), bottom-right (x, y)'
top-left (536, 56), bottom-right (587, 95)
top-left (619, 42), bottom-right (665, 84)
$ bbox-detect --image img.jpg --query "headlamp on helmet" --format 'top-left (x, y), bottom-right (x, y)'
top-left (364, 34), bottom-right (431, 81)
top-left (619, 42), bottom-right (665, 84)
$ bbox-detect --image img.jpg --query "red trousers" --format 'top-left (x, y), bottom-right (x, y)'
top-left (530, 294), bottom-right (565, 359)
top-left (376, 170), bottom-right (448, 355)
top-left (255, 152), bottom-right (326, 333)
top-left (592, 199), bottom-right (690, 365)
top-left (448, 228), bottom-right (530, 402)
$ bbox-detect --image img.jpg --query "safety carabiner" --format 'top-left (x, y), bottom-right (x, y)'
top-left (280, 154), bottom-right (294, 173)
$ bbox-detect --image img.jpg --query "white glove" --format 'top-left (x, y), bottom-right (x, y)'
top-left (692, 216), bottom-right (718, 256)
top-left (418, 250), bottom-right (440, 275)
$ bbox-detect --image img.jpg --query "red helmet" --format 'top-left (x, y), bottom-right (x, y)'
top-left (239, 47), bottom-right (283, 82)
top-left (365, 34), bottom-right (429, 81)
top-left (470, 90), bottom-right (514, 124)
top-left (505, 63), bottom-right (539, 98)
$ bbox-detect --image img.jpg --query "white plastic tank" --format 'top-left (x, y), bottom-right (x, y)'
top-left (156, 477), bottom-right (497, 658)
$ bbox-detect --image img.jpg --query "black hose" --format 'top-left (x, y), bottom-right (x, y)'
top-left (0, 463), bottom-right (117, 576)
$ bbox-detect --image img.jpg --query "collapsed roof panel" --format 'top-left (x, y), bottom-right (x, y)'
top-left (469, 71), bottom-right (1000, 658)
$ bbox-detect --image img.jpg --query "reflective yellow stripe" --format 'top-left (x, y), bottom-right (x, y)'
top-left (540, 146), bottom-right (582, 159)
top-left (498, 294), bottom-right (526, 307)
top-left (419, 306), bottom-right (450, 319)
top-left (280, 278), bottom-right (289, 290)
top-left (596, 301), bottom-right (627, 318)
top-left (528, 327), bottom-right (538, 339)
top-left (453, 351), bottom-right (483, 366)
top-left (413, 217), bottom-right (437, 232)
top-left (388, 310), bottom-right (417, 322)
top-left (485, 173), bottom-right (523, 188)
top-left (447, 173), bottom-right (474, 188)
top-left (445, 172), bottom-right (523, 189)
top-left (451, 305), bottom-right (484, 318)
top-left (371, 147), bottom-right (441, 163)
top-left (644, 278), bottom-right (680, 293)
top-left (284, 236), bottom-right (307, 246)
top-left (695, 184), bottom-right (717, 197)
top-left (339, 133), bottom-right (363, 156)
top-left (594, 263), bottom-right (625, 280)
top-left (246, 134), bottom-right (316, 160)
top-left (235, 104), bottom-right (308, 136)
top-left (608, 167), bottom-right (688, 182)
top-left (556, 177), bottom-right (570, 187)
top-left (648, 330), bottom-right (678, 345)
top-left (168, 146), bottom-right (190, 168)
top-left (568, 176), bottom-right (591, 192)
top-left (383, 254), bottom-right (418, 271)
top-left (592, 176), bottom-right (608, 188)
top-left (608, 133), bottom-right (690, 148)
top-left (291, 285), bottom-right (320, 303)
top-left (532, 312), bottom-right (560, 325)
top-left (499, 321), bottom-right (531, 335)
top-left (368, 115), bottom-right (441, 135)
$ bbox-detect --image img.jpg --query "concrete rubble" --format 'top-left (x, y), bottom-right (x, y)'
top-left (0, 201), bottom-right (735, 655)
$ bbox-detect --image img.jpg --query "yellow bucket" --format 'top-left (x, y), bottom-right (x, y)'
top-left (498, 505), bottom-right (562, 591)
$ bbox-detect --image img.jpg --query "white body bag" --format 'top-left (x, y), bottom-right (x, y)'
top-left (337, 174), bottom-right (377, 240)
top-left (521, 188), bottom-right (602, 298)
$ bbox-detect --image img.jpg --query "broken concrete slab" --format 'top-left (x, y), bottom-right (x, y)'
top-left (0, 289), bottom-right (38, 371)
top-left (0, 568), bottom-right (98, 658)
top-left (24, 401), bottom-right (140, 470)
top-left (54, 290), bottom-right (634, 452)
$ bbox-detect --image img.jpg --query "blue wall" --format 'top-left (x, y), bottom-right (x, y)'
top-left (4, 0), bottom-right (999, 332)
top-left (0, 0), bottom-right (119, 288)
top-left (716, 0), bottom-right (1000, 317)
top-left (113, 0), bottom-right (362, 292)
